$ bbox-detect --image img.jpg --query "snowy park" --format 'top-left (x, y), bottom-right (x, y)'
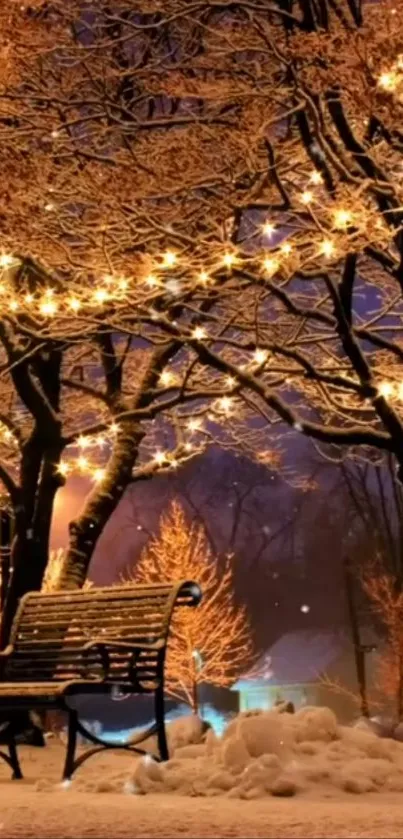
top-left (3, 708), bottom-right (403, 838)
top-left (2, 0), bottom-right (403, 837)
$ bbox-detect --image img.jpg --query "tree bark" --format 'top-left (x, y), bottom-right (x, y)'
top-left (60, 421), bottom-right (145, 589)
top-left (344, 558), bottom-right (369, 718)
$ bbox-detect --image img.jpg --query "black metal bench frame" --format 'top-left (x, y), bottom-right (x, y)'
top-left (0, 580), bottom-right (201, 781)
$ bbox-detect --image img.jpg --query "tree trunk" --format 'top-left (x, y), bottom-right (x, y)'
top-left (60, 422), bottom-right (144, 589)
top-left (0, 529), bottom-right (50, 648)
top-left (344, 558), bottom-right (369, 718)
top-left (398, 655), bottom-right (403, 723)
top-left (192, 679), bottom-right (199, 717)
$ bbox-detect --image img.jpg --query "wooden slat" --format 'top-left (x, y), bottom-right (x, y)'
top-left (4, 579), bottom-right (200, 692)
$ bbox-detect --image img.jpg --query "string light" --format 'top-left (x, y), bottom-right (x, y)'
top-left (93, 289), bottom-right (109, 304)
top-left (319, 239), bottom-right (335, 258)
top-left (280, 242), bottom-right (292, 256)
top-left (192, 326), bottom-right (206, 340)
top-left (333, 209), bottom-right (352, 229)
top-left (262, 257), bottom-right (279, 276)
top-left (225, 375), bottom-right (236, 388)
top-left (159, 370), bottom-right (176, 387)
top-left (253, 349), bottom-right (268, 364)
top-left (217, 396), bottom-right (233, 414)
top-left (145, 274), bottom-right (159, 288)
top-left (309, 171), bottom-right (323, 185)
top-left (153, 450), bottom-right (167, 465)
top-left (39, 298), bottom-right (58, 316)
top-left (262, 222), bottom-right (276, 237)
top-left (378, 71), bottom-right (398, 91)
top-left (379, 381), bottom-right (394, 398)
top-left (198, 271), bottom-right (209, 284)
top-left (77, 436), bottom-right (90, 449)
top-left (187, 418), bottom-right (202, 432)
top-left (222, 252), bottom-right (236, 268)
top-left (0, 254), bottom-right (16, 268)
top-left (68, 297), bottom-right (81, 312)
top-left (161, 251), bottom-right (177, 268)
top-left (300, 190), bottom-right (313, 205)
top-left (58, 462), bottom-right (70, 477)
top-left (93, 467), bottom-right (106, 483)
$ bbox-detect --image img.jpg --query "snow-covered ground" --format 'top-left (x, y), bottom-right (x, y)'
top-left (3, 707), bottom-right (403, 837)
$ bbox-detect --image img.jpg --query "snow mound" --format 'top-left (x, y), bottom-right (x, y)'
top-left (124, 707), bottom-right (403, 799)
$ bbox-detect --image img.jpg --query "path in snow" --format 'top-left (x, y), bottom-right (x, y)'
top-left (0, 742), bottom-right (403, 838)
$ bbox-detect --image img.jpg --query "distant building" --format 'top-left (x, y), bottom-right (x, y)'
top-left (232, 627), bottom-right (379, 723)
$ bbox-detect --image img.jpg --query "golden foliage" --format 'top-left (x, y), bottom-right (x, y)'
top-left (124, 499), bottom-right (254, 712)
top-left (362, 567), bottom-right (403, 716)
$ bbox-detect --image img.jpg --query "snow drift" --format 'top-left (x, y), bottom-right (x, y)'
top-left (123, 706), bottom-right (403, 799)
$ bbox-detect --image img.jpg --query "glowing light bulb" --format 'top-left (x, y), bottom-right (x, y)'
top-left (39, 299), bottom-right (58, 316)
top-left (300, 190), bottom-right (313, 205)
top-left (225, 375), bottom-right (236, 388)
top-left (222, 252), bottom-right (236, 268)
top-left (253, 349), bottom-right (268, 365)
top-left (192, 326), bottom-right (206, 340)
top-left (118, 278), bottom-right (128, 291)
top-left (58, 461), bottom-right (70, 477)
top-left (24, 293), bottom-right (34, 304)
top-left (110, 422), bottom-right (119, 434)
top-left (262, 221), bottom-right (276, 237)
top-left (218, 396), bottom-right (233, 413)
top-left (319, 239), bottom-right (335, 258)
top-left (334, 209), bottom-right (352, 228)
top-left (378, 72), bottom-right (398, 90)
top-left (93, 288), bottom-right (109, 304)
top-left (262, 257), bottom-right (279, 276)
top-left (77, 436), bottom-right (90, 449)
top-left (44, 202), bottom-right (55, 212)
top-left (0, 254), bottom-right (15, 268)
top-left (145, 274), bottom-right (159, 287)
top-left (198, 270), bottom-right (209, 284)
top-left (96, 436), bottom-right (106, 448)
top-left (93, 468), bottom-right (106, 483)
top-left (187, 418), bottom-right (202, 432)
top-left (280, 242), bottom-right (292, 256)
top-left (309, 171), bottom-right (323, 185)
top-left (154, 450), bottom-right (167, 465)
top-left (9, 300), bottom-right (19, 311)
top-left (379, 381), bottom-right (394, 398)
top-left (77, 456), bottom-right (88, 470)
top-left (68, 297), bottom-right (81, 312)
top-left (161, 250), bottom-right (177, 268)
top-left (159, 370), bottom-right (176, 387)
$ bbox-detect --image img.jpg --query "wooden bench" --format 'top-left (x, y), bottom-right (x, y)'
top-left (0, 580), bottom-right (202, 781)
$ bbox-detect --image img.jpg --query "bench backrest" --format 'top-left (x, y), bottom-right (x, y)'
top-left (3, 580), bottom-right (201, 688)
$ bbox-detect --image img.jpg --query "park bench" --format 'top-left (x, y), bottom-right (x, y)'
top-left (0, 580), bottom-right (202, 781)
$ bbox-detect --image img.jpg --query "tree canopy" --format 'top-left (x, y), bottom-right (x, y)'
top-left (0, 0), bottom-right (402, 637)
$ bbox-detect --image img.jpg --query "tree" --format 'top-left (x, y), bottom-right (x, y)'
top-left (1, 0), bottom-right (403, 643)
top-left (124, 499), bottom-right (254, 714)
top-left (0, 0), bottom-right (277, 639)
top-left (361, 566), bottom-right (403, 722)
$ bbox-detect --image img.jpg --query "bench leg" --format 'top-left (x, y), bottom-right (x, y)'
top-left (155, 685), bottom-right (169, 761)
top-left (62, 710), bottom-right (78, 781)
top-left (8, 731), bottom-right (23, 780)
